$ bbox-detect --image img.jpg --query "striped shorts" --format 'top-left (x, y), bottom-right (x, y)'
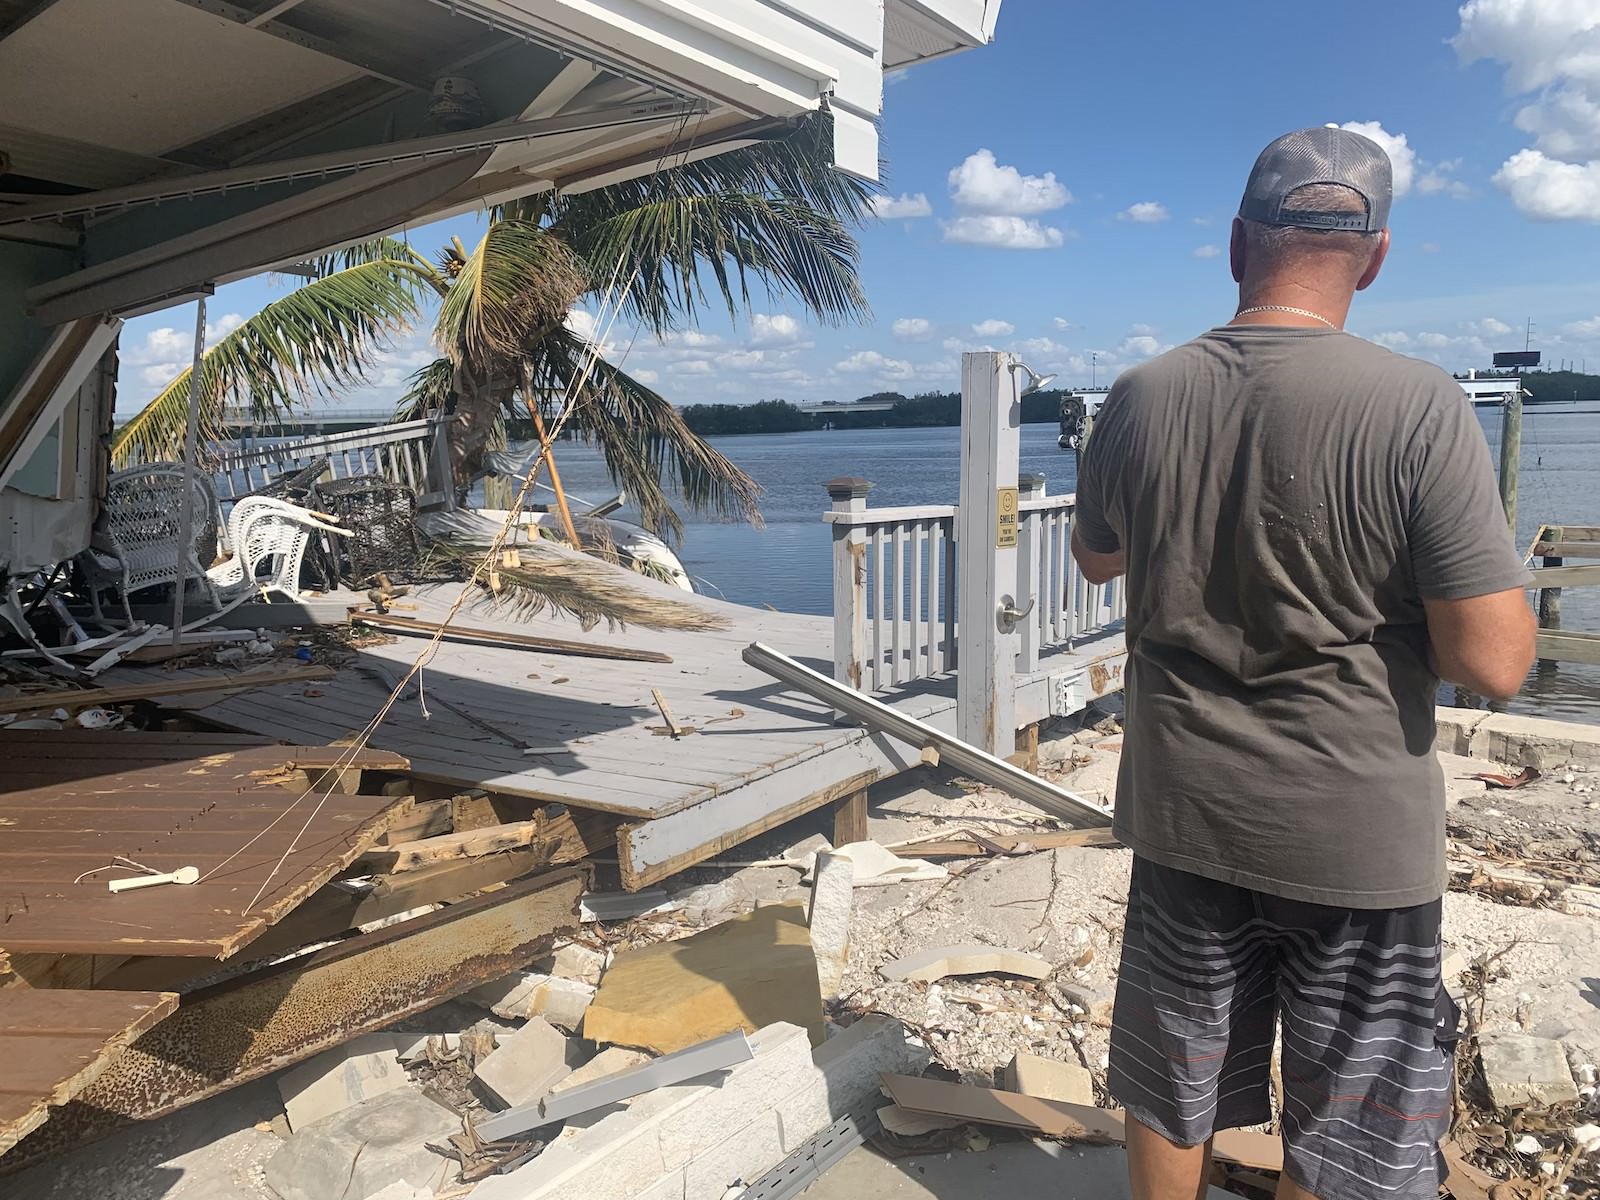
top-left (1106, 858), bottom-right (1459, 1200)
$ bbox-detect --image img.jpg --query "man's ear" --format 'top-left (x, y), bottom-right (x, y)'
top-left (1230, 217), bottom-right (1247, 284)
top-left (1355, 229), bottom-right (1391, 292)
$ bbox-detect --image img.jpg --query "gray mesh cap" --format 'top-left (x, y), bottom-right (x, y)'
top-left (1238, 126), bottom-right (1393, 232)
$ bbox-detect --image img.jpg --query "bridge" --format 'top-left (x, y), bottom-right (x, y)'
top-left (794, 399), bottom-right (898, 414)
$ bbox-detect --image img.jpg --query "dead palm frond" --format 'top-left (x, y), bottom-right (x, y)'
top-left (421, 537), bottom-right (728, 632)
top-left (435, 221), bottom-right (589, 372)
top-left (524, 325), bottom-right (763, 539)
top-left (111, 255), bottom-right (433, 466)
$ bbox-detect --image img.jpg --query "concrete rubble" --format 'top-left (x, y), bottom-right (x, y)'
top-left (19, 708), bottom-right (1600, 1200)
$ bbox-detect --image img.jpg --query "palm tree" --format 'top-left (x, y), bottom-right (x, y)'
top-left (114, 115), bottom-right (877, 542)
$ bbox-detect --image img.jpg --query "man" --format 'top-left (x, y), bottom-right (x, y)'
top-left (1071, 126), bottom-right (1536, 1200)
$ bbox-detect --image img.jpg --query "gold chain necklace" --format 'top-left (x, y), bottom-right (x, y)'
top-left (1235, 304), bottom-right (1338, 329)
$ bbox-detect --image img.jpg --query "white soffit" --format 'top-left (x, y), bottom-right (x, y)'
top-left (0, 0), bottom-right (362, 159)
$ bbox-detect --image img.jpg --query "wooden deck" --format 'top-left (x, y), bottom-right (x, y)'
top-left (132, 582), bottom-right (1127, 888)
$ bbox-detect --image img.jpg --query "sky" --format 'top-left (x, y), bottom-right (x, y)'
top-left (115, 0), bottom-right (1600, 414)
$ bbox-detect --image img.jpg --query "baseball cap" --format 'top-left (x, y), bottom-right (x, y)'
top-left (1238, 126), bottom-right (1393, 232)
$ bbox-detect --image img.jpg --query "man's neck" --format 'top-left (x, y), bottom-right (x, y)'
top-left (1231, 283), bottom-right (1353, 331)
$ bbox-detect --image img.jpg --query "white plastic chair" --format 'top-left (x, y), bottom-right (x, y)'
top-left (79, 465), bottom-right (223, 625)
top-left (207, 496), bottom-right (352, 601)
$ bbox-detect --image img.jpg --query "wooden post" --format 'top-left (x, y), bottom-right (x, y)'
top-left (1016, 472), bottom-right (1046, 675)
top-left (956, 352), bottom-right (1022, 756)
top-left (832, 787), bottom-right (869, 847)
top-left (825, 477), bottom-right (873, 694)
top-left (1498, 389), bottom-right (1522, 532)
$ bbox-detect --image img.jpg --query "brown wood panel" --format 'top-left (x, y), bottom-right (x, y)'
top-left (0, 989), bottom-right (176, 1154)
top-left (0, 733), bottom-right (411, 962)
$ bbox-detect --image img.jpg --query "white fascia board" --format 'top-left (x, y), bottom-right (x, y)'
top-left (895, 0), bottom-right (999, 44)
top-left (466, 0), bottom-right (840, 117)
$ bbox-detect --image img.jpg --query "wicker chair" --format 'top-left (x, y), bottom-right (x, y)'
top-left (78, 465), bottom-right (223, 625)
top-left (207, 496), bottom-right (351, 602)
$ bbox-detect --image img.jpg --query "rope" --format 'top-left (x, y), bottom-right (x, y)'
top-left (217, 110), bottom-right (707, 913)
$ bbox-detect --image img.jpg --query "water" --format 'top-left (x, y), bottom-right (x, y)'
top-left (520, 412), bottom-right (1600, 725)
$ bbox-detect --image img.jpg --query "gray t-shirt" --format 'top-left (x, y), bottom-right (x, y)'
top-left (1075, 327), bottom-right (1530, 908)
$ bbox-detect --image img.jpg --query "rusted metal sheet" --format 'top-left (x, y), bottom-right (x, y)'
top-left (0, 731), bottom-right (411, 965)
top-left (0, 990), bottom-right (177, 1154)
top-left (2, 868), bottom-right (585, 1166)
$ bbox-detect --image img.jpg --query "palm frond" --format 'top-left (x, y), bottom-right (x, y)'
top-left (421, 537), bottom-right (729, 632)
top-left (394, 357), bottom-right (454, 422)
top-left (310, 237), bottom-right (446, 293)
top-left (526, 325), bottom-right (762, 540)
top-left (111, 257), bottom-right (430, 466)
top-left (435, 220), bottom-right (589, 371)
top-left (549, 113), bottom-right (876, 335)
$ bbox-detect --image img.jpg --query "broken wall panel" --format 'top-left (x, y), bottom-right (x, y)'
top-left (1, 867), bottom-right (586, 1168)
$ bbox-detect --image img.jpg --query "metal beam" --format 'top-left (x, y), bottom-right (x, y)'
top-left (2, 868), bottom-right (587, 1166)
top-left (168, 0), bottom-right (434, 93)
top-left (0, 98), bottom-right (702, 227)
top-left (741, 642), bottom-right (1111, 829)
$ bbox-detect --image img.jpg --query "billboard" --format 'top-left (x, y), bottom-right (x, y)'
top-left (1492, 350), bottom-right (1541, 368)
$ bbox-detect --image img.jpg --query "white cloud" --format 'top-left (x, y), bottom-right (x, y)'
top-left (893, 317), bottom-right (934, 342)
top-left (1193, 244), bottom-right (1222, 258)
top-left (948, 149), bottom-right (1070, 214)
top-left (1338, 121), bottom-right (1417, 197)
top-left (1129, 323), bottom-right (1159, 338)
top-left (1051, 317), bottom-right (1075, 331)
top-left (1563, 316), bottom-right (1600, 338)
top-left (1494, 149), bottom-right (1600, 221)
top-left (1013, 336), bottom-right (1069, 359)
top-left (1192, 215), bottom-right (1215, 226)
top-left (972, 318), bottom-right (1015, 337)
top-left (1417, 172), bottom-right (1473, 200)
top-left (941, 215), bottom-right (1065, 250)
top-left (1465, 317), bottom-right (1513, 337)
top-left (1419, 241), bottom-right (1442, 253)
top-left (1117, 334), bottom-right (1171, 360)
top-left (749, 313), bottom-right (804, 346)
top-left (632, 368), bottom-right (660, 385)
top-left (836, 350), bottom-right (914, 381)
top-left (871, 192), bottom-right (934, 219)
top-left (668, 359), bottom-right (714, 375)
top-left (1364, 328), bottom-right (1495, 367)
top-left (1118, 201), bottom-right (1170, 223)
top-left (717, 350), bottom-right (768, 371)
top-left (1454, 1), bottom-right (1600, 221)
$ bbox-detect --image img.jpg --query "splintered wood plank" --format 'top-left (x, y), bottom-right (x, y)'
top-left (0, 989), bottom-right (177, 1153)
top-left (0, 666), bottom-right (334, 713)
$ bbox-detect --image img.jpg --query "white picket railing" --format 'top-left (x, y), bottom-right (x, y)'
top-left (825, 474), bottom-right (1125, 693)
top-left (210, 417), bottom-right (454, 512)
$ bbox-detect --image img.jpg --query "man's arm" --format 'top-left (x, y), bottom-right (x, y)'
top-left (1072, 525), bottom-right (1126, 585)
top-left (1423, 589), bottom-right (1536, 699)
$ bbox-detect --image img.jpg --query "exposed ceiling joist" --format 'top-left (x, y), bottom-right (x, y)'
top-left (168, 0), bottom-right (434, 94)
top-left (0, 98), bottom-right (704, 226)
top-left (245, 0), bottom-right (307, 25)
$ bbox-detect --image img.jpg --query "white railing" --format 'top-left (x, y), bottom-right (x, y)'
top-left (210, 417), bottom-right (454, 512)
top-left (1015, 474), bottom-right (1126, 675)
top-left (825, 473), bottom-right (1125, 693)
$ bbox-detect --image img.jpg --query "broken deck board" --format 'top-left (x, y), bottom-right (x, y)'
top-left (108, 585), bottom-right (1125, 884)
top-left (0, 989), bottom-right (177, 1153)
top-left (0, 732), bottom-right (410, 962)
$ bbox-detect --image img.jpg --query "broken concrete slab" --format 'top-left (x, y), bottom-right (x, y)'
top-left (1479, 1033), bottom-right (1581, 1110)
top-left (474, 1017), bottom-right (572, 1110)
top-left (881, 943), bottom-right (1053, 984)
top-left (1005, 1053), bottom-right (1094, 1106)
top-left (584, 902), bottom-right (825, 1053)
top-left (808, 850), bottom-right (854, 1001)
top-left (542, 940), bottom-right (608, 985)
top-left (264, 1088), bottom-right (458, 1200)
top-left (553, 1046), bottom-right (653, 1093)
top-left (468, 972), bottom-right (594, 1031)
top-left (277, 1034), bottom-right (410, 1133)
top-left (1469, 713), bottom-right (1600, 770)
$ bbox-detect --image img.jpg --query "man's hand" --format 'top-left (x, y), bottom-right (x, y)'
top-left (1423, 588), bottom-right (1536, 698)
top-left (1071, 526), bottom-right (1126, 585)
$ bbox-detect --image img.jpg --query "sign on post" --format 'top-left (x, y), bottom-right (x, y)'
top-left (996, 486), bottom-right (1019, 548)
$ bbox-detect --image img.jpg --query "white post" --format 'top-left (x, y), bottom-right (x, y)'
top-left (171, 292), bottom-right (210, 644)
top-left (1016, 472), bottom-right (1046, 676)
top-left (956, 352), bottom-right (1022, 755)
top-left (825, 476), bottom-right (872, 694)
